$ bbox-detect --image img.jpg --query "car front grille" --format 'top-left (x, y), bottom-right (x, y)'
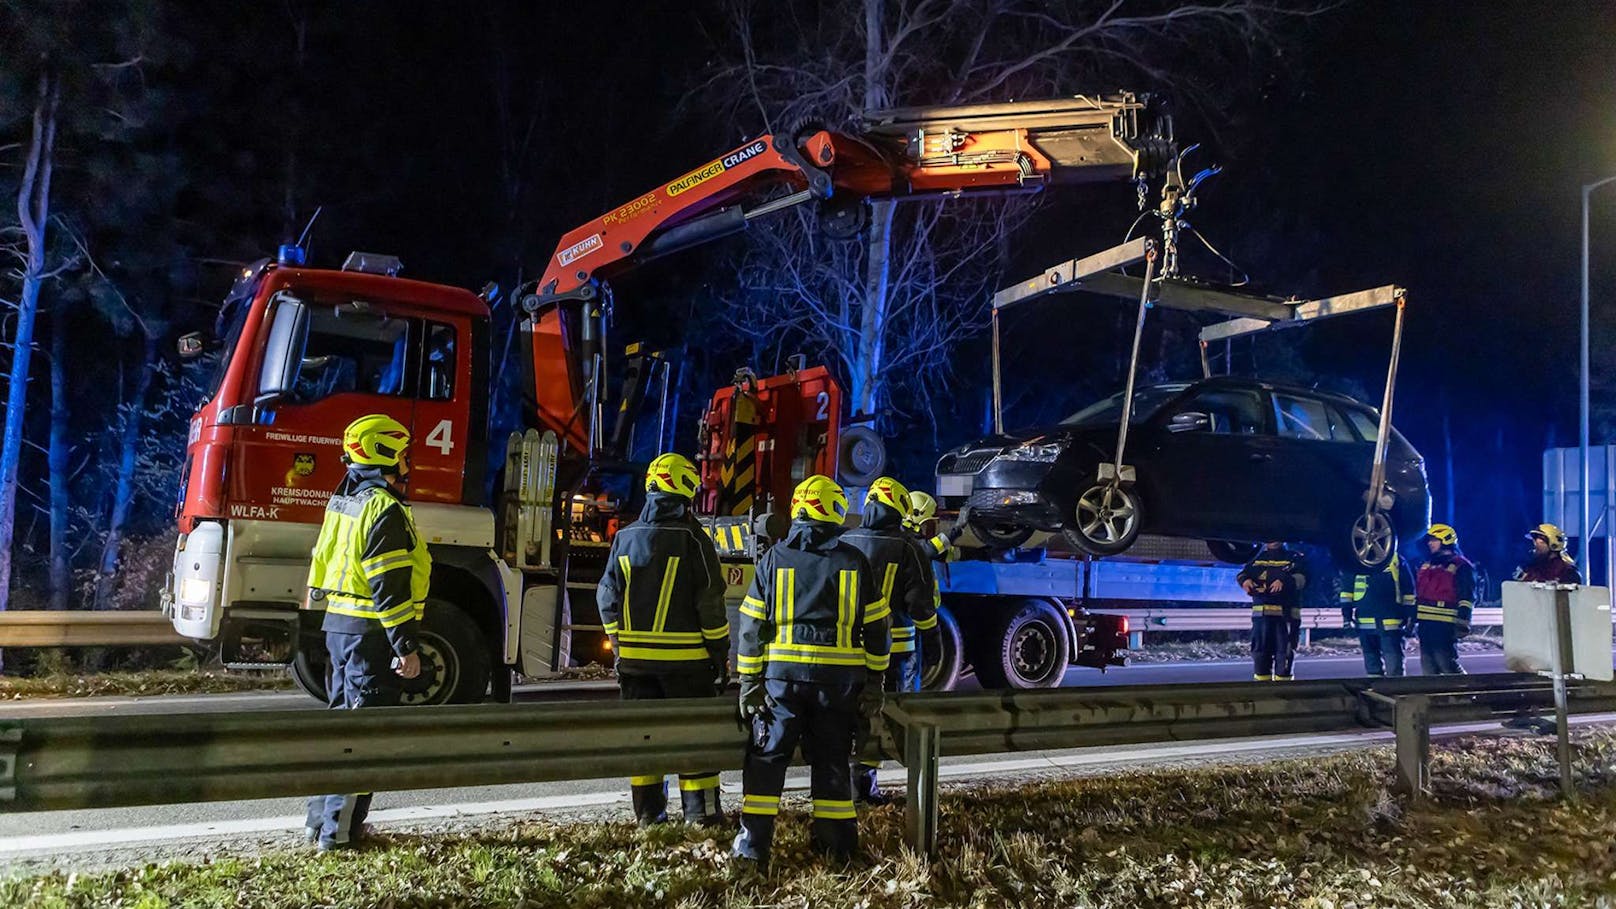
top-left (941, 450), bottom-right (998, 474)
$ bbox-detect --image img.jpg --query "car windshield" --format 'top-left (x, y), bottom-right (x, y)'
top-left (1060, 384), bottom-right (1189, 427)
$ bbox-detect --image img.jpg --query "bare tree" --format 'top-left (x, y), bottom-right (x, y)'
top-left (703, 0), bottom-right (1318, 423)
top-left (0, 68), bottom-right (60, 619)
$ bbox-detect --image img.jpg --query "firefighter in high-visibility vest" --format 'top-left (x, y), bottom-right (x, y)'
top-left (1238, 542), bottom-right (1309, 681)
top-left (1515, 523), bottom-right (1582, 584)
top-left (1339, 554), bottom-right (1416, 677)
top-left (597, 452), bottom-right (730, 826)
top-left (1414, 523), bottom-right (1476, 675)
top-left (905, 491), bottom-right (970, 561)
top-left (842, 476), bottom-right (938, 804)
top-left (303, 414), bottom-right (430, 852)
top-left (732, 475), bottom-right (889, 869)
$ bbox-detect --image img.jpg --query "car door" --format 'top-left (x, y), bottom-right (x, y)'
top-left (1144, 385), bottom-right (1276, 538)
top-left (1266, 392), bottom-right (1367, 536)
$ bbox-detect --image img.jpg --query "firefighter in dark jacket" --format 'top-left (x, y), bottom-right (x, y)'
top-left (1414, 523), bottom-right (1476, 675)
top-left (597, 452), bottom-right (730, 826)
top-left (303, 414), bottom-right (429, 852)
top-left (842, 476), bottom-right (938, 804)
top-left (1239, 542), bottom-right (1309, 681)
top-left (732, 475), bottom-right (890, 869)
top-left (905, 491), bottom-right (968, 561)
top-left (1340, 554), bottom-right (1416, 677)
top-left (1515, 523), bottom-right (1582, 584)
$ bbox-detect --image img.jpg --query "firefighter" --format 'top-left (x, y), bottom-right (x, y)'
top-left (1414, 524), bottom-right (1476, 675)
top-left (1239, 541), bottom-right (1309, 681)
top-left (732, 475), bottom-right (890, 869)
top-left (303, 414), bottom-right (429, 852)
top-left (905, 491), bottom-right (969, 561)
top-left (597, 452), bottom-right (730, 827)
top-left (1515, 523), bottom-right (1582, 584)
top-left (1339, 553), bottom-right (1416, 677)
top-left (842, 476), bottom-right (938, 804)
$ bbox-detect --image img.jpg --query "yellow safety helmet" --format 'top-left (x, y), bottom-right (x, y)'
top-left (1528, 523), bottom-right (1568, 553)
top-left (865, 476), bottom-right (912, 518)
top-left (905, 490), bottom-right (938, 531)
top-left (342, 414), bottom-right (411, 468)
top-left (645, 452), bottom-right (700, 499)
top-left (1425, 523), bottom-right (1459, 547)
top-left (790, 475), bottom-right (849, 524)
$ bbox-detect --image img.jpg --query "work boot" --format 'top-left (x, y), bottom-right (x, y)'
top-left (681, 784), bottom-right (725, 827)
top-left (632, 778), bottom-right (670, 827)
top-left (731, 829), bottom-right (770, 873)
top-left (853, 764), bottom-right (892, 806)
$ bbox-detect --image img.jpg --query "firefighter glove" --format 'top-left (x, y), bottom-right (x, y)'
top-left (859, 672), bottom-right (886, 719)
top-left (739, 677), bottom-right (769, 720)
top-left (921, 626), bottom-right (943, 660)
top-left (948, 504), bottom-right (974, 542)
top-left (710, 655), bottom-right (730, 691)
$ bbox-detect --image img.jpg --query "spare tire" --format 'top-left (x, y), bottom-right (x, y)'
top-left (837, 425), bottom-right (887, 486)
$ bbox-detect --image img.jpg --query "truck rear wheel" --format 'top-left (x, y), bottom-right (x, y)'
top-left (920, 605), bottom-right (963, 691)
top-left (287, 599), bottom-right (491, 706)
top-left (970, 598), bottom-right (1071, 689)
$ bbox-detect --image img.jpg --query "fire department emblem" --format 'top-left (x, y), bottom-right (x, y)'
top-left (293, 453), bottom-right (316, 477)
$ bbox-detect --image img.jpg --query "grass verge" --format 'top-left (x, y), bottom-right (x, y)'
top-left (8, 729), bottom-right (1616, 907)
top-left (0, 668), bottom-right (293, 700)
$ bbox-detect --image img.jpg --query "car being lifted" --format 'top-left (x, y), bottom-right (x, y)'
top-left (936, 376), bottom-right (1431, 566)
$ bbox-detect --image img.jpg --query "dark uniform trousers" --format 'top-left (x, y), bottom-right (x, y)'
top-left (619, 669), bottom-right (723, 823)
top-left (1251, 613), bottom-right (1301, 680)
top-left (305, 630), bottom-right (400, 847)
top-left (737, 678), bottom-right (861, 863)
top-left (852, 641), bottom-right (921, 798)
top-left (1418, 625), bottom-right (1464, 675)
top-left (1359, 622), bottom-right (1406, 677)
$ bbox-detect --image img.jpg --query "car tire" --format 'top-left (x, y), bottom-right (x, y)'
top-left (1207, 540), bottom-right (1262, 564)
top-left (971, 598), bottom-right (1071, 689)
top-left (969, 518), bottom-right (1034, 550)
top-left (1343, 510), bottom-right (1397, 570)
top-left (837, 425), bottom-right (887, 486)
top-left (1061, 482), bottom-right (1144, 557)
top-left (920, 605), bottom-right (964, 692)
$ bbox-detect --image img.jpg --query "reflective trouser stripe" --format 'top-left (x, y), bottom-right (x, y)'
top-left (742, 794), bottom-right (780, 816)
top-left (678, 775), bottom-right (720, 792)
top-left (630, 775), bottom-right (663, 787)
top-left (812, 798), bottom-right (857, 820)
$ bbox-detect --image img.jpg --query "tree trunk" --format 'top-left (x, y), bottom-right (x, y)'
top-left (850, 0), bottom-right (892, 415)
top-left (0, 73), bottom-right (59, 636)
top-left (93, 333), bottom-right (159, 611)
top-left (48, 321), bottom-right (70, 611)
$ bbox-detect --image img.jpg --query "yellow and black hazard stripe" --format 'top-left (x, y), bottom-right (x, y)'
top-left (718, 392), bottom-right (759, 515)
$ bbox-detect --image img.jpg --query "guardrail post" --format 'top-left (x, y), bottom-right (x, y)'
top-left (1127, 630), bottom-right (1144, 650)
top-left (1298, 628), bottom-right (1312, 648)
top-left (904, 721), bottom-right (940, 858)
top-left (1393, 694), bottom-right (1430, 799)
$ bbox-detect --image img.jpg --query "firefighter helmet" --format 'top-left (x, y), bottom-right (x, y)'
top-left (791, 475), bottom-right (849, 524)
top-left (645, 452), bottom-right (700, 499)
top-left (342, 414), bottom-right (411, 468)
top-left (1425, 523), bottom-right (1459, 547)
top-left (1528, 523), bottom-right (1568, 553)
top-left (865, 476), bottom-right (912, 518)
top-left (906, 491), bottom-right (938, 531)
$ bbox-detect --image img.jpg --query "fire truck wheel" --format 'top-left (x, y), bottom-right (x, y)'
top-left (970, 598), bottom-right (1071, 689)
top-left (399, 600), bottom-right (492, 706)
top-left (919, 605), bottom-right (963, 692)
top-left (290, 645), bottom-right (329, 702)
top-left (837, 425), bottom-right (888, 487)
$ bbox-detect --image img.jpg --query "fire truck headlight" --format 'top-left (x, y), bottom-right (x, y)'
top-left (177, 576), bottom-right (214, 606)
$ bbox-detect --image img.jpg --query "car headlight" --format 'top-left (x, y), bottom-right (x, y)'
top-left (999, 442), bottom-right (1063, 463)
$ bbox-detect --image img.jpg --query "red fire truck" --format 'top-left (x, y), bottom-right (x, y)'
top-left (163, 96), bottom-right (1171, 702)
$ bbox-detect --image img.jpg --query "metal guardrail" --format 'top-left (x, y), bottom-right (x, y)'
top-left (0, 611), bottom-right (186, 648)
top-left (5, 673), bottom-right (1613, 858)
top-left (1102, 606), bottom-right (1504, 634)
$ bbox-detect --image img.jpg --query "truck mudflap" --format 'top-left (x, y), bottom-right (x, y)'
top-left (1074, 609), bottom-right (1128, 669)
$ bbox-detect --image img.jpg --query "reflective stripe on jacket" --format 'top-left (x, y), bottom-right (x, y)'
top-left (843, 502), bottom-right (937, 654)
top-left (597, 493), bottom-right (729, 673)
top-left (736, 519), bottom-right (890, 683)
top-left (1340, 555), bottom-right (1416, 631)
top-left (306, 470), bottom-right (429, 656)
top-left (1238, 548), bottom-right (1309, 619)
top-left (1415, 551), bottom-right (1475, 624)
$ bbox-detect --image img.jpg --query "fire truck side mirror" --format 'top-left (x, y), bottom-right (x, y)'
top-left (255, 295), bottom-right (310, 409)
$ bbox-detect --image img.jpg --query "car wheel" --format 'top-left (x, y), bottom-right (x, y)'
top-left (398, 599), bottom-right (493, 705)
top-left (1346, 511), bottom-right (1397, 570)
top-left (919, 605), bottom-right (963, 692)
top-left (969, 517), bottom-right (1034, 550)
top-left (1061, 482), bottom-right (1144, 556)
top-left (837, 425), bottom-right (887, 486)
top-left (1207, 540), bottom-right (1262, 564)
top-left (971, 598), bottom-right (1071, 689)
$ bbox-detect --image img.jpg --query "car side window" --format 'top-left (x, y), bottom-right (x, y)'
top-left (1344, 407), bottom-right (1381, 441)
top-left (1274, 394), bottom-right (1352, 442)
top-left (293, 306), bottom-right (414, 403)
top-left (1176, 388), bottom-right (1267, 435)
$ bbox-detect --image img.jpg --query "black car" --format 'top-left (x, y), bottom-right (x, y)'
top-left (934, 377), bottom-right (1430, 566)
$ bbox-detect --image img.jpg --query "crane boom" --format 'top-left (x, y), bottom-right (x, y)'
top-left (522, 94), bottom-right (1174, 453)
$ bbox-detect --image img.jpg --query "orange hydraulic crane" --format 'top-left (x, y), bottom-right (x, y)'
top-left (520, 94), bottom-right (1176, 454)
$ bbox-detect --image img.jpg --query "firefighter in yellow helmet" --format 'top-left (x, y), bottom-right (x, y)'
top-left (304, 414), bottom-right (431, 851)
top-left (842, 476), bottom-right (938, 803)
top-left (1413, 523), bottom-right (1476, 675)
top-left (732, 475), bottom-right (889, 869)
top-left (1515, 523), bottom-right (1581, 584)
top-left (597, 452), bottom-right (730, 826)
top-left (905, 491), bottom-right (972, 561)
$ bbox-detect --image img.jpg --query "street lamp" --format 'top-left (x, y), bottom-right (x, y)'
top-left (1580, 174), bottom-right (1616, 581)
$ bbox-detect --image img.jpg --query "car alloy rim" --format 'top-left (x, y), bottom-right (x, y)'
top-left (1351, 512), bottom-right (1394, 564)
top-left (399, 634), bottom-right (457, 706)
top-left (1076, 483), bottom-right (1136, 544)
top-left (1011, 620), bottom-right (1056, 681)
